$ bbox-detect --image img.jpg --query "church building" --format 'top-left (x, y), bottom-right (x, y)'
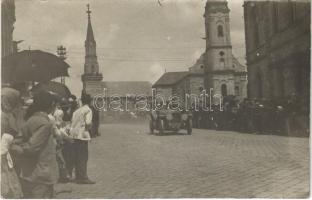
top-left (153, 0), bottom-right (247, 103)
top-left (203, 0), bottom-right (247, 100)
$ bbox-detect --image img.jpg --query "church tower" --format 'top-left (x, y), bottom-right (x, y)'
top-left (81, 4), bottom-right (103, 97)
top-left (204, 0), bottom-right (236, 97)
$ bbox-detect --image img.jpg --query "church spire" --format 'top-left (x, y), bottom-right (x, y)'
top-left (86, 4), bottom-right (95, 43)
top-left (82, 3), bottom-right (102, 89)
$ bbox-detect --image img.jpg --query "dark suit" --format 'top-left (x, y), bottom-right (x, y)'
top-left (18, 112), bottom-right (59, 198)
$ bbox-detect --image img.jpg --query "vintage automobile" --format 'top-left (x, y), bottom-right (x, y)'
top-left (149, 109), bottom-right (192, 135)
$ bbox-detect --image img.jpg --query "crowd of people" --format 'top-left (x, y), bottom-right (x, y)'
top-left (192, 95), bottom-right (309, 136)
top-left (1, 85), bottom-right (309, 198)
top-left (1, 87), bottom-right (99, 199)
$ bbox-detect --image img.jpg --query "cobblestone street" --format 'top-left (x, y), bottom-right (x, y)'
top-left (55, 124), bottom-right (309, 198)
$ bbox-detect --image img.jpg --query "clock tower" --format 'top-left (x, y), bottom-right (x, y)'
top-left (204, 0), bottom-right (235, 97)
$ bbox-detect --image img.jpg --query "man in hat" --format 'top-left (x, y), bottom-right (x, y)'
top-left (70, 94), bottom-right (95, 184)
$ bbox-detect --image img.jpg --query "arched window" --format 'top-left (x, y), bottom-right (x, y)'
top-left (251, 6), bottom-right (259, 47)
top-left (221, 84), bottom-right (227, 97)
top-left (272, 2), bottom-right (279, 32)
top-left (217, 25), bottom-right (224, 37)
top-left (235, 86), bottom-right (239, 96)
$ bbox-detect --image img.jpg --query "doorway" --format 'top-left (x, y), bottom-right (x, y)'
top-left (221, 84), bottom-right (227, 97)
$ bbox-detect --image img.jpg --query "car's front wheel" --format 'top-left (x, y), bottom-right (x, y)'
top-left (149, 120), bottom-right (154, 134)
top-left (187, 119), bottom-right (192, 135)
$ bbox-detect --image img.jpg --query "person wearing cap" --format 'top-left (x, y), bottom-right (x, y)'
top-left (70, 94), bottom-right (95, 184)
top-left (10, 90), bottom-right (59, 198)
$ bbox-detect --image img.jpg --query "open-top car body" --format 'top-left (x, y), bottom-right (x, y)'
top-left (149, 109), bottom-right (192, 135)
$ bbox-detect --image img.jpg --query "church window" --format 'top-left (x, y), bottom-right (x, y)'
top-left (272, 2), bottom-right (279, 33)
top-left (219, 51), bottom-right (225, 56)
top-left (200, 65), bottom-right (204, 69)
top-left (288, 0), bottom-right (296, 22)
top-left (235, 86), bottom-right (239, 96)
top-left (275, 0), bottom-right (295, 31)
top-left (220, 58), bottom-right (225, 68)
top-left (91, 65), bottom-right (95, 73)
top-left (221, 84), bottom-right (227, 96)
top-left (217, 25), bottom-right (224, 37)
top-left (233, 65), bottom-right (235, 68)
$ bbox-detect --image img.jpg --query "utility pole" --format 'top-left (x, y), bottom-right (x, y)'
top-left (57, 45), bottom-right (67, 84)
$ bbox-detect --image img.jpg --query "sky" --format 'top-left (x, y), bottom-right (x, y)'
top-left (14, 0), bottom-right (246, 96)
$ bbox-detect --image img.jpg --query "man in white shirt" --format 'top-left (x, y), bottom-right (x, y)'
top-left (70, 94), bottom-right (95, 184)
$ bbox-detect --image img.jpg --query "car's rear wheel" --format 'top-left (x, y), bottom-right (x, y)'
top-left (149, 120), bottom-right (154, 134)
top-left (187, 119), bottom-right (192, 135)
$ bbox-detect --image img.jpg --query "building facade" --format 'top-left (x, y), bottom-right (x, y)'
top-left (203, 0), bottom-right (247, 101)
top-left (1, 0), bottom-right (15, 58)
top-left (244, 1), bottom-right (310, 101)
top-left (153, 71), bottom-right (203, 102)
top-left (81, 4), bottom-right (104, 97)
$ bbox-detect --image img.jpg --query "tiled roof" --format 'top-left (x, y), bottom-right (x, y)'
top-left (189, 52), bottom-right (205, 73)
top-left (152, 71), bottom-right (190, 87)
top-left (103, 81), bottom-right (152, 97)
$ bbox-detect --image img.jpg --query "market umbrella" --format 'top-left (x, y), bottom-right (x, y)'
top-left (31, 81), bottom-right (72, 99)
top-left (2, 50), bottom-right (70, 84)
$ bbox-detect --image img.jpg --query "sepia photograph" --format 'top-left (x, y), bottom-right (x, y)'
top-left (1, 0), bottom-right (310, 198)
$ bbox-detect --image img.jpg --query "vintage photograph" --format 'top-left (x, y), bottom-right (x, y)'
top-left (1, 0), bottom-right (310, 198)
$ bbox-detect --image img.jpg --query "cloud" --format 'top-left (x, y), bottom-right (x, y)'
top-left (100, 24), bottom-right (120, 47)
top-left (191, 49), bottom-right (204, 62)
top-left (175, 0), bottom-right (205, 18)
top-left (61, 30), bottom-right (85, 48)
top-left (149, 63), bottom-right (165, 83)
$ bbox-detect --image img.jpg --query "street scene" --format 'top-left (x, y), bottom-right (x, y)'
top-left (55, 124), bottom-right (309, 199)
top-left (1, 0), bottom-right (311, 199)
